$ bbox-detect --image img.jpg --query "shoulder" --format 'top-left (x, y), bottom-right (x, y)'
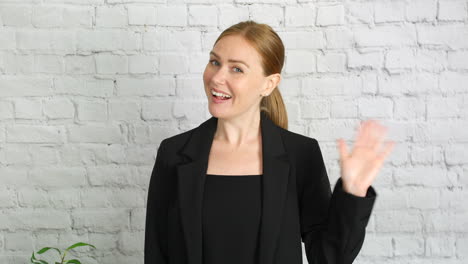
top-left (276, 126), bottom-right (320, 152)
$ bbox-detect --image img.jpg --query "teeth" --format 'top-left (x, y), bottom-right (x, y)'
top-left (211, 89), bottom-right (232, 98)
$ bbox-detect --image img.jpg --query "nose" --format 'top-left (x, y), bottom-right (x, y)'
top-left (211, 66), bottom-right (228, 85)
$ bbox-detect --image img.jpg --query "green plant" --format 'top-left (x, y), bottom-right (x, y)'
top-left (30, 242), bottom-right (96, 264)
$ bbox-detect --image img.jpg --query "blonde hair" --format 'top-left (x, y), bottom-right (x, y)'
top-left (213, 20), bottom-right (288, 130)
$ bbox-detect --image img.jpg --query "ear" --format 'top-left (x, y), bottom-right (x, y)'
top-left (263, 73), bottom-right (281, 95)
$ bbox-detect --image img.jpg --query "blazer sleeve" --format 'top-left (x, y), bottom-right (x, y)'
top-left (144, 139), bottom-right (169, 264)
top-left (300, 139), bottom-right (376, 264)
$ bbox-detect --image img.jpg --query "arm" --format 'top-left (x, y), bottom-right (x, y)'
top-left (144, 139), bottom-right (169, 264)
top-left (300, 139), bottom-right (376, 264)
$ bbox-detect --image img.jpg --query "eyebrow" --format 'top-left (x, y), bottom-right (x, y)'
top-left (209, 51), bottom-right (250, 69)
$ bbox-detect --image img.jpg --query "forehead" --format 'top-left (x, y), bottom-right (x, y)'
top-left (211, 35), bottom-right (261, 66)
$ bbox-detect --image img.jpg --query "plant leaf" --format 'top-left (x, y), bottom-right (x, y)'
top-left (30, 252), bottom-right (49, 264)
top-left (66, 242), bottom-right (96, 251)
top-left (65, 259), bottom-right (82, 264)
top-left (37, 247), bottom-right (62, 256)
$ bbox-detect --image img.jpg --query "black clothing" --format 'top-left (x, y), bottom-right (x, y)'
top-left (144, 111), bottom-right (377, 264)
top-left (202, 174), bottom-right (262, 264)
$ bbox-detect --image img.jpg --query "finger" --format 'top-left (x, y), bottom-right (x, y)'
top-left (377, 140), bottom-right (395, 164)
top-left (371, 123), bottom-right (389, 153)
top-left (353, 120), bottom-right (371, 148)
top-left (337, 138), bottom-right (349, 162)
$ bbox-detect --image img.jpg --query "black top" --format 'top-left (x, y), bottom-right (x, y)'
top-left (202, 174), bottom-right (262, 264)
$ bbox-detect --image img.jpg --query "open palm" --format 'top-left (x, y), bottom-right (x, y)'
top-left (336, 120), bottom-right (395, 197)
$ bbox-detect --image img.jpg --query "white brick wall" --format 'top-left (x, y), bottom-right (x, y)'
top-left (0, 0), bottom-right (467, 263)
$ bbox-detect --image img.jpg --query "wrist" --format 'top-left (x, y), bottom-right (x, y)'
top-left (342, 181), bottom-right (368, 197)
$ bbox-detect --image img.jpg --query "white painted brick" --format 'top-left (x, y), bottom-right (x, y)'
top-left (76, 99), bottom-right (107, 121)
top-left (0, 101), bottom-right (14, 119)
top-left (2, 53), bottom-right (34, 74)
top-left (188, 5), bottom-right (217, 26)
top-left (96, 5), bottom-right (127, 27)
top-left (303, 76), bottom-right (361, 96)
top-left (448, 50), bottom-right (468, 70)
top-left (130, 208), bottom-right (145, 230)
top-left (65, 55), bottom-right (95, 74)
top-left (439, 72), bottom-right (468, 94)
top-left (0, 5), bottom-right (31, 26)
top-left (374, 1), bottom-right (405, 23)
top-left (355, 25), bottom-right (417, 47)
top-left (405, 0), bottom-right (437, 22)
top-left (81, 187), bottom-right (143, 208)
top-left (374, 187), bottom-right (407, 210)
top-left (87, 165), bottom-right (133, 186)
top-left (128, 54), bottom-right (158, 74)
top-left (280, 31), bottom-right (325, 50)
top-left (375, 210), bottom-right (423, 232)
top-left (29, 145), bottom-right (58, 165)
top-left (330, 98), bottom-right (358, 119)
top-left (175, 76), bottom-right (204, 98)
top-left (427, 97), bottom-right (463, 118)
top-left (109, 99), bottom-right (140, 121)
top-left (0, 167), bottom-right (28, 186)
top-left (34, 54), bottom-right (63, 73)
top-left (16, 30), bottom-right (76, 53)
top-left (0, 187), bottom-right (16, 208)
top-left (317, 52), bottom-right (346, 73)
top-left (218, 5), bottom-right (250, 29)
top-left (285, 5), bottom-right (315, 27)
top-left (119, 231), bottom-right (144, 254)
top-left (358, 97), bottom-right (393, 118)
top-left (425, 235), bottom-right (456, 257)
top-left (54, 77), bottom-right (114, 97)
top-left (284, 50), bottom-right (315, 73)
top-left (348, 50), bottom-right (382, 70)
top-left (116, 78), bottom-right (175, 96)
top-left (394, 166), bottom-right (451, 187)
top-left (72, 209), bottom-right (128, 232)
top-left (88, 233), bottom-right (118, 251)
top-left (445, 144), bottom-right (468, 165)
top-left (248, 4), bottom-right (283, 27)
top-left (385, 48), bottom-right (415, 73)
top-left (128, 5), bottom-right (156, 25)
top-left (67, 124), bottom-right (123, 144)
top-left (0, 30), bottom-right (16, 50)
top-left (414, 49), bottom-right (447, 72)
top-left (417, 24), bottom-right (468, 49)
top-left (378, 73), bottom-right (438, 96)
top-left (440, 188), bottom-right (468, 210)
top-left (316, 5), bottom-right (344, 26)
top-left (63, 6), bottom-right (93, 28)
top-left (14, 98), bottom-right (42, 119)
top-left (155, 6), bottom-right (187, 26)
top-left (407, 187), bottom-right (439, 209)
top-left (143, 30), bottom-right (202, 51)
top-left (159, 54), bottom-right (188, 74)
top-left (394, 235), bottom-right (424, 256)
top-left (346, 1), bottom-right (373, 24)
top-left (438, 0), bottom-right (468, 21)
top-left (410, 145), bottom-right (444, 165)
top-left (31, 6), bottom-right (62, 27)
top-left (43, 98), bottom-right (74, 119)
top-left (17, 187), bottom-right (49, 208)
top-left (0, 209), bottom-right (70, 230)
top-left (47, 187), bottom-right (80, 209)
top-left (4, 232), bottom-right (33, 251)
top-left (29, 167), bottom-right (87, 187)
top-left (394, 97), bottom-right (425, 120)
top-left (6, 125), bottom-right (62, 143)
top-left (425, 211), bottom-right (468, 232)
top-left (173, 101), bottom-right (207, 123)
top-left (413, 120), bottom-right (468, 143)
top-left (359, 234), bottom-right (392, 257)
top-left (307, 119), bottom-right (356, 142)
top-left (95, 53), bottom-right (128, 74)
top-left (457, 236), bottom-right (468, 258)
top-left (300, 99), bottom-right (329, 119)
top-left (0, 77), bottom-right (53, 97)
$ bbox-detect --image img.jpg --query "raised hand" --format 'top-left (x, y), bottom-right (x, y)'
top-left (336, 120), bottom-right (395, 197)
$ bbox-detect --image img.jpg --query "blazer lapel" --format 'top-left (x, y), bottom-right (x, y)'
top-left (176, 111), bottom-right (290, 264)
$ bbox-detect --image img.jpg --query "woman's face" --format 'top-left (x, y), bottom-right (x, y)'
top-left (203, 35), bottom-right (279, 119)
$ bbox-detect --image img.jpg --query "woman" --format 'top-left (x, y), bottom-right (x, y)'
top-left (144, 20), bottom-right (395, 264)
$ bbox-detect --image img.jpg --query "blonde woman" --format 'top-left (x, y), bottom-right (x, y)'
top-left (144, 20), bottom-right (395, 264)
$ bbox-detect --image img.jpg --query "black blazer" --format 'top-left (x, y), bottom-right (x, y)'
top-left (145, 111), bottom-right (376, 264)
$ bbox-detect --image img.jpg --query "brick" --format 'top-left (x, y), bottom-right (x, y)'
top-left (374, 1), bottom-right (405, 23)
top-left (128, 54), bottom-right (158, 74)
top-left (316, 5), bottom-right (344, 26)
top-left (285, 5), bottom-right (315, 27)
top-left (394, 235), bottom-right (424, 256)
top-left (448, 51), bottom-right (468, 70)
top-left (348, 50), bottom-right (382, 69)
top-left (317, 52), bottom-right (346, 73)
top-left (0, 5), bottom-right (31, 26)
top-left (14, 98), bottom-right (42, 119)
top-left (128, 5), bottom-right (156, 25)
top-left (405, 0), bottom-right (437, 22)
top-left (355, 25), bottom-right (417, 47)
top-left (358, 97), bottom-right (393, 118)
top-left (96, 5), bottom-right (127, 27)
top-left (95, 53), bottom-right (128, 74)
top-left (284, 50), bottom-right (315, 73)
top-left (76, 99), bottom-right (107, 121)
top-left (417, 24), bottom-right (468, 49)
top-left (0, 209), bottom-right (70, 231)
top-left (438, 0), bottom-right (467, 21)
top-left (72, 209), bottom-right (128, 232)
top-left (116, 78), bottom-right (175, 96)
top-left (0, 77), bottom-right (52, 97)
top-left (155, 6), bottom-right (186, 26)
top-left (375, 210), bottom-right (423, 232)
top-left (248, 5), bottom-right (283, 27)
top-left (6, 125), bottom-right (63, 143)
top-left (65, 55), bottom-right (95, 74)
top-left (67, 124), bottom-right (123, 144)
top-left (109, 99), bottom-right (140, 121)
top-left (188, 5), bottom-right (217, 26)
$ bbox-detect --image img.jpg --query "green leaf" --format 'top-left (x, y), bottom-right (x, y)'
top-left (66, 242), bottom-right (96, 251)
top-left (65, 259), bottom-right (82, 264)
top-left (37, 247), bottom-right (62, 256)
top-left (30, 252), bottom-right (49, 264)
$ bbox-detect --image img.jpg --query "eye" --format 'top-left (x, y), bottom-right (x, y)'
top-left (209, 59), bottom-right (243, 73)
